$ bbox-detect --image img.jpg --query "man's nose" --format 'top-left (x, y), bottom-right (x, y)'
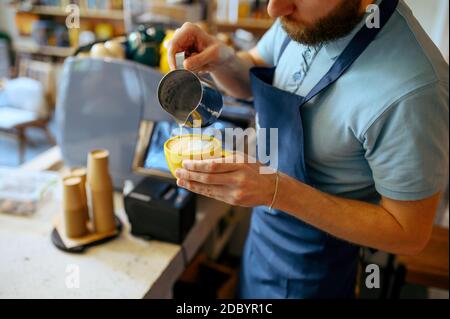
top-left (267, 0), bottom-right (296, 18)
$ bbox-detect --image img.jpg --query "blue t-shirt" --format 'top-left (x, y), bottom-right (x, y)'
top-left (257, 1), bottom-right (449, 201)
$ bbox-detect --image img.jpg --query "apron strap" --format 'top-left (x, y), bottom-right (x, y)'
top-left (303, 0), bottom-right (399, 105)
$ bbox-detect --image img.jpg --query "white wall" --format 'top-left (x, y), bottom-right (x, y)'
top-left (404, 0), bottom-right (449, 62)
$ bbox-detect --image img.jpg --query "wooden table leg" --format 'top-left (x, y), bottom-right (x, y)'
top-left (17, 128), bottom-right (26, 164)
top-left (44, 126), bottom-right (56, 145)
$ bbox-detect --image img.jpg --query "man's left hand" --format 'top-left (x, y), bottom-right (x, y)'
top-left (175, 154), bottom-right (277, 207)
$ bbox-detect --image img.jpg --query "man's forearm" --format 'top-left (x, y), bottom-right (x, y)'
top-left (273, 173), bottom-right (434, 255)
top-left (211, 50), bottom-right (255, 99)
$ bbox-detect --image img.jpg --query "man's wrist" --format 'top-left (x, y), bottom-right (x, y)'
top-left (271, 173), bottom-right (307, 212)
top-left (213, 45), bottom-right (238, 73)
top-left (268, 171), bottom-right (280, 211)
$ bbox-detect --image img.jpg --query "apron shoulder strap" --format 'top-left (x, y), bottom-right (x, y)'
top-left (277, 36), bottom-right (291, 65)
top-left (303, 0), bottom-right (399, 104)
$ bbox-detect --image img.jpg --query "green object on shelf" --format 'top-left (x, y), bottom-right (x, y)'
top-left (127, 25), bottom-right (166, 67)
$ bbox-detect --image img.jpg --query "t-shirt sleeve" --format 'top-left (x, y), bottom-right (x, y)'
top-left (256, 19), bottom-right (286, 66)
top-left (363, 82), bottom-right (449, 201)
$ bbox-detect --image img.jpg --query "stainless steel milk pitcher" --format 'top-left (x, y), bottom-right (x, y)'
top-left (157, 52), bottom-right (224, 128)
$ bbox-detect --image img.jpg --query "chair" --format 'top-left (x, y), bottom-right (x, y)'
top-left (0, 59), bottom-right (56, 164)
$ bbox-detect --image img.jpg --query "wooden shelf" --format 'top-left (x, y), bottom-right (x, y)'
top-left (10, 4), bottom-right (124, 57)
top-left (13, 38), bottom-right (75, 58)
top-left (16, 5), bottom-right (124, 20)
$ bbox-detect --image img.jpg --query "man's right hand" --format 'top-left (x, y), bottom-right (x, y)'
top-left (168, 22), bottom-right (235, 73)
top-left (168, 22), bottom-right (266, 99)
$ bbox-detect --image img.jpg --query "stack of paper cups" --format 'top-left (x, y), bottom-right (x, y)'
top-left (63, 177), bottom-right (88, 238)
top-left (87, 150), bottom-right (116, 234)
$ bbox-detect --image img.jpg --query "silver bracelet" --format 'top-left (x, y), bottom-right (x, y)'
top-left (269, 171), bottom-right (280, 212)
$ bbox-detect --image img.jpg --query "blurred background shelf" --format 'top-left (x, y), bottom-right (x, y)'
top-left (123, 0), bottom-right (205, 31)
top-left (13, 37), bottom-right (75, 58)
top-left (15, 5), bottom-right (124, 20)
top-left (7, 0), bottom-right (126, 60)
top-left (0, 0), bottom-right (278, 67)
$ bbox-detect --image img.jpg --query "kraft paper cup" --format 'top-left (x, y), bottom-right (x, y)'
top-left (70, 167), bottom-right (87, 200)
top-left (68, 167), bottom-right (89, 221)
top-left (87, 150), bottom-right (112, 191)
top-left (63, 177), bottom-right (88, 238)
top-left (164, 134), bottom-right (226, 178)
top-left (91, 189), bottom-right (116, 234)
top-left (87, 150), bottom-right (115, 234)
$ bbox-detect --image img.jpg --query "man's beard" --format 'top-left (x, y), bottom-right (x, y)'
top-left (281, 0), bottom-right (365, 46)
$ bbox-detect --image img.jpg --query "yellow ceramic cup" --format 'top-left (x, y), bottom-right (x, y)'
top-left (164, 134), bottom-right (226, 177)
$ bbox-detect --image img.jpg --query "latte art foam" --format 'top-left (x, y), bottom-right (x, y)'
top-left (168, 136), bottom-right (215, 155)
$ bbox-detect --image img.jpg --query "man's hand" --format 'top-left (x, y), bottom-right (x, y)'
top-left (175, 154), bottom-right (277, 207)
top-left (167, 22), bottom-right (264, 99)
top-left (168, 22), bottom-right (235, 73)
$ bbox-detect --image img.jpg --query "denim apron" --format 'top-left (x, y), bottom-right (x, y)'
top-left (239, 0), bottom-right (399, 298)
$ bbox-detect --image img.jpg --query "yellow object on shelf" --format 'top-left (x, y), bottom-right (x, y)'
top-left (68, 28), bottom-right (79, 48)
top-left (90, 43), bottom-right (111, 58)
top-left (15, 13), bottom-right (39, 36)
top-left (238, 0), bottom-right (252, 18)
top-left (104, 40), bottom-right (125, 59)
top-left (95, 23), bottom-right (114, 40)
top-left (160, 30), bottom-right (175, 74)
top-left (89, 40), bottom-right (125, 59)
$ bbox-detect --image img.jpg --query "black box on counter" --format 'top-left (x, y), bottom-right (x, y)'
top-left (124, 178), bottom-right (196, 244)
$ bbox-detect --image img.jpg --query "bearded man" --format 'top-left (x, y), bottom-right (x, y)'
top-left (168, 0), bottom-right (449, 298)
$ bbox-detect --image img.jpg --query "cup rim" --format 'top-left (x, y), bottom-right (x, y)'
top-left (63, 176), bottom-right (82, 187)
top-left (89, 149), bottom-right (110, 160)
